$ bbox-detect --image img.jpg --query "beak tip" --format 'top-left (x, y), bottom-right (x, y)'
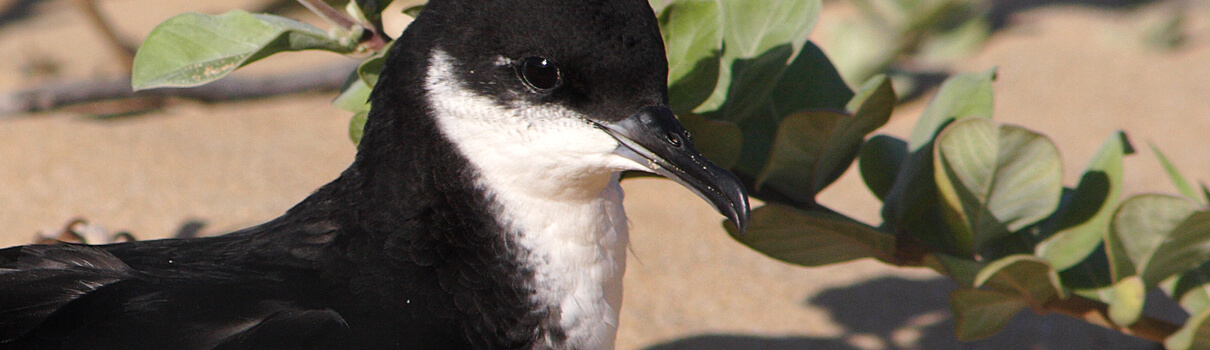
top-left (720, 184), bottom-right (751, 236)
top-left (730, 198), bottom-right (751, 236)
top-left (605, 105), bottom-right (753, 236)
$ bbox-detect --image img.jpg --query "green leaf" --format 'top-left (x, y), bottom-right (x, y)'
top-left (649, 0), bottom-right (671, 13)
top-left (810, 75), bottom-right (895, 194)
top-left (844, 74), bottom-right (891, 113)
top-left (357, 40), bottom-right (393, 88)
top-left (1166, 307), bottom-right (1210, 350)
top-left (679, 114), bottom-right (742, 169)
top-left (349, 110), bottom-right (368, 146)
top-left (1036, 132), bottom-right (1132, 270)
top-left (897, 0), bottom-right (955, 23)
top-left (699, 0), bottom-right (822, 114)
top-left (880, 69), bottom-right (996, 256)
top-left (770, 41), bottom-right (856, 115)
top-left (718, 45), bottom-right (795, 124)
top-left (727, 204), bottom-right (894, 266)
top-left (132, 10), bottom-right (356, 90)
top-left (973, 254), bottom-right (1067, 308)
top-left (1142, 210), bottom-right (1210, 287)
top-left (402, 4), bottom-right (425, 18)
top-left (1063, 243), bottom-right (1117, 303)
top-left (822, 17), bottom-right (896, 87)
top-left (359, 56), bottom-right (386, 88)
top-left (859, 135), bottom-right (906, 202)
top-left (345, 1), bottom-right (372, 27)
top-left (950, 289), bottom-right (1027, 341)
top-left (1151, 143), bottom-right (1208, 207)
top-left (1174, 260), bottom-right (1210, 315)
top-left (925, 253), bottom-right (985, 288)
top-left (1109, 194), bottom-right (1202, 287)
top-left (1162, 275), bottom-right (1179, 297)
top-left (731, 40), bottom-right (854, 177)
top-left (728, 103), bottom-right (779, 178)
top-left (718, 0), bottom-right (820, 85)
top-left (882, 144), bottom-right (956, 254)
top-left (354, 0), bottom-right (394, 24)
top-left (333, 78), bottom-right (373, 113)
top-left (753, 77), bottom-right (893, 203)
top-left (916, 17), bottom-right (991, 65)
top-left (1107, 275), bottom-right (1146, 326)
top-left (907, 68), bottom-right (996, 151)
top-left (660, 0), bottom-right (723, 114)
top-left (755, 110), bottom-right (843, 204)
top-left (978, 226), bottom-right (1043, 263)
top-left (1143, 11), bottom-right (1189, 51)
top-left (933, 118), bottom-right (1063, 254)
top-left (1073, 286), bottom-right (1116, 305)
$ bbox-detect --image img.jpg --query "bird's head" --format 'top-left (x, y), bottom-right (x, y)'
top-left (370, 0), bottom-right (749, 232)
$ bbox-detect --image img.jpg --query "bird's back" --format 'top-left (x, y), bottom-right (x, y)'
top-left (0, 174), bottom-right (540, 350)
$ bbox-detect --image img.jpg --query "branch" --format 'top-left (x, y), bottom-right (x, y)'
top-left (296, 0), bottom-right (358, 31)
top-left (0, 61), bottom-right (359, 116)
top-left (884, 233), bottom-right (1179, 342)
top-left (75, 0), bottom-right (135, 71)
top-left (1044, 295), bottom-right (1181, 344)
top-left (295, 0), bottom-right (386, 51)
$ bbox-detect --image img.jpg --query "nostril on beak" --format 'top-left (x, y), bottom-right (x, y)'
top-left (665, 131), bottom-right (682, 147)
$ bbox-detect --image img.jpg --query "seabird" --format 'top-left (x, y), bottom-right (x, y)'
top-left (0, 0), bottom-right (750, 349)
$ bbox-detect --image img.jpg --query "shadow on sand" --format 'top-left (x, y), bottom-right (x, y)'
top-left (645, 276), bottom-right (1162, 350)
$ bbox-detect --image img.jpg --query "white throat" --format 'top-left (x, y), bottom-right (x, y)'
top-left (423, 50), bottom-right (635, 350)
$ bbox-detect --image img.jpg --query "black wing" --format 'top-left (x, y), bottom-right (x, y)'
top-left (0, 244), bottom-right (133, 342)
top-left (0, 243), bottom-right (350, 350)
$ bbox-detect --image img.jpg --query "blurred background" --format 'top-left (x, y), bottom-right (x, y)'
top-left (1, 0), bottom-right (1208, 348)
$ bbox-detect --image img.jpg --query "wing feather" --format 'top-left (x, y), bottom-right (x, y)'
top-left (0, 244), bottom-right (133, 342)
top-left (0, 244), bottom-right (351, 349)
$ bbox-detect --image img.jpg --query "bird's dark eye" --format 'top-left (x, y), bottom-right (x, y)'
top-left (519, 57), bottom-right (561, 91)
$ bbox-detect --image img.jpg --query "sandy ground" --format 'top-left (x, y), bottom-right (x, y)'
top-left (3, 0), bottom-right (1209, 349)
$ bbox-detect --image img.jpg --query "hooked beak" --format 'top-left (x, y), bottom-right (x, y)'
top-left (595, 106), bottom-right (750, 233)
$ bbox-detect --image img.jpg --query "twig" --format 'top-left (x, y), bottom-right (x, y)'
top-left (0, 0), bottom-right (38, 27)
top-left (889, 235), bottom-right (1182, 343)
top-left (295, 0), bottom-right (387, 51)
top-left (296, 0), bottom-right (358, 31)
top-left (0, 61), bottom-right (360, 116)
top-left (75, 0), bottom-right (135, 71)
top-left (1044, 295), bottom-right (1181, 344)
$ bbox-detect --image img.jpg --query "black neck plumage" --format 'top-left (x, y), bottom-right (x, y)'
top-left (251, 23), bottom-right (566, 348)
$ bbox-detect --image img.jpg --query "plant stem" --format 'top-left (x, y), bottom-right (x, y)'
top-left (1044, 295), bottom-right (1180, 344)
top-left (889, 235), bottom-right (1180, 343)
top-left (295, 0), bottom-right (387, 51)
top-left (1, 61), bottom-right (359, 116)
top-left (75, 0), bottom-right (135, 71)
top-left (296, 0), bottom-right (358, 31)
